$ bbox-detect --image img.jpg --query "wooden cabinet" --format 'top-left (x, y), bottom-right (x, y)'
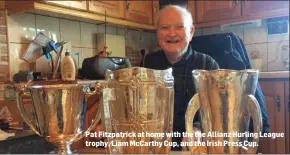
top-left (194, 1), bottom-right (289, 27)
top-left (5, 1), bottom-right (156, 30)
top-left (152, 0), bottom-right (159, 26)
top-left (196, 1), bottom-right (241, 23)
top-left (88, 1), bottom-right (125, 19)
top-left (88, 0), bottom-right (153, 24)
top-left (258, 80), bottom-right (289, 154)
top-left (286, 81), bottom-right (290, 154)
top-left (45, 0), bottom-right (86, 10)
top-left (242, 1), bottom-right (289, 18)
top-left (187, 1), bottom-right (196, 24)
top-left (125, 0), bottom-right (153, 25)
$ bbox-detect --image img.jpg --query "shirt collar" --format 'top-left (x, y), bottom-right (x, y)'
top-left (172, 45), bottom-right (194, 66)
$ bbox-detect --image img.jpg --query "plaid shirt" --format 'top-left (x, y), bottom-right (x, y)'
top-left (144, 45), bottom-right (219, 150)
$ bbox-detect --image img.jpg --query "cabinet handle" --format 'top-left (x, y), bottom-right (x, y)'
top-left (126, 1), bottom-right (130, 10)
top-left (233, 0), bottom-right (239, 7)
top-left (288, 96), bottom-right (290, 112)
top-left (276, 95), bottom-right (281, 112)
top-left (242, 0), bottom-right (246, 7)
top-left (153, 2), bottom-right (158, 13)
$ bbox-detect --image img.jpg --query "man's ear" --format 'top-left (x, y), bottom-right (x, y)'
top-left (189, 25), bottom-right (195, 40)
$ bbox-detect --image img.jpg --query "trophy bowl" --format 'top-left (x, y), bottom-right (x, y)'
top-left (16, 81), bottom-right (102, 154)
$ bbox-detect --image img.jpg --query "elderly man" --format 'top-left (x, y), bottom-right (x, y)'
top-left (90, 5), bottom-right (219, 151)
top-left (144, 5), bottom-right (219, 150)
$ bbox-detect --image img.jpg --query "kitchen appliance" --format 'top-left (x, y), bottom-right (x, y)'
top-left (79, 56), bottom-right (131, 80)
top-left (186, 69), bottom-right (262, 154)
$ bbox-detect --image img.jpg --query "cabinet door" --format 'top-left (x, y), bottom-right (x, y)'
top-left (196, 1), bottom-right (241, 23)
top-left (242, 1), bottom-right (289, 18)
top-left (187, 1), bottom-right (196, 24)
top-left (125, 0), bottom-right (153, 24)
top-left (152, 0), bottom-right (159, 26)
top-left (88, 1), bottom-right (125, 19)
top-left (46, 1), bottom-right (87, 10)
top-left (285, 81), bottom-right (290, 154)
top-left (259, 81), bottom-right (286, 153)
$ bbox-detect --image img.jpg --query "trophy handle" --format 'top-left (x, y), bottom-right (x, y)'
top-left (246, 94), bottom-right (263, 154)
top-left (16, 86), bottom-right (41, 135)
top-left (75, 83), bottom-right (103, 141)
top-left (185, 94), bottom-right (202, 154)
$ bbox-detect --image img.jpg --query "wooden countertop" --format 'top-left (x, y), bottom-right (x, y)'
top-left (259, 71), bottom-right (289, 79)
top-left (0, 130), bottom-right (36, 142)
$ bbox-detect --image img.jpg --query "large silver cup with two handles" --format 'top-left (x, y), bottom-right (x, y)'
top-left (97, 67), bottom-right (175, 154)
top-left (185, 69), bottom-right (263, 154)
top-left (16, 81), bottom-right (102, 154)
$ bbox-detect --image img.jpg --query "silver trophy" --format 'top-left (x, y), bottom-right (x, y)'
top-left (16, 81), bottom-right (102, 154)
top-left (185, 69), bottom-right (263, 154)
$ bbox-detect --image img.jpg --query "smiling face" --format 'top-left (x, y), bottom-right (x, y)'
top-left (157, 7), bottom-right (195, 55)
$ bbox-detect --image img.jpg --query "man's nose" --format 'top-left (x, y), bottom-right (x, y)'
top-left (169, 27), bottom-right (177, 36)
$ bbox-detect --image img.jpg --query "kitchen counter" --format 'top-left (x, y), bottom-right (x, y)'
top-left (2, 130), bottom-right (35, 141)
top-left (259, 71), bottom-right (289, 79)
top-left (5, 79), bottom-right (103, 86)
top-left (0, 130), bottom-right (55, 154)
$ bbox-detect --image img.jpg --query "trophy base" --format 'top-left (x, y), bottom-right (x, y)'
top-left (49, 149), bottom-right (78, 154)
top-left (48, 142), bottom-right (78, 154)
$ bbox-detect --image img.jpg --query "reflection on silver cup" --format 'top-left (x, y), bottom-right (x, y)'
top-left (17, 81), bottom-right (101, 154)
top-left (186, 69), bottom-right (263, 154)
top-left (98, 67), bottom-right (175, 154)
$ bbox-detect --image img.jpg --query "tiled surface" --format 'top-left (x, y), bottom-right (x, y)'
top-left (149, 33), bottom-right (158, 49)
top-left (243, 26), bottom-right (267, 44)
top-left (7, 13), bottom-right (36, 43)
top-left (116, 27), bottom-right (125, 36)
top-left (267, 41), bottom-right (289, 71)
top-left (97, 24), bottom-right (116, 35)
top-left (35, 15), bottom-right (60, 42)
top-left (35, 52), bottom-right (57, 73)
top-left (81, 48), bottom-right (97, 60)
top-left (80, 22), bottom-right (98, 48)
top-left (202, 26), bottom-right (222, 35)
top-left (140, 31), bottom-right (152, 49)
top-left (245, 43), bottom-right (268, 71)
top-left (267, 33), bottom-right (289, 42)
top-left (60, 19), bottom-right (81, 47)
top-left (9, 43), bottom-right (31, 79)
top-left (126, 29), bottom-right (142, 51)
top-left (71, 47), bottom-right (83, 68)
top-left (198, 19), bottom-right (289, 72)
top-left (0, 10), bottom-right (8, 81)
top-left (6, 13), bottom-right (158, 75)
top-left (193, 28), bottom-right (202, 37)
top-left (221, 27), bottom-right (244, 41)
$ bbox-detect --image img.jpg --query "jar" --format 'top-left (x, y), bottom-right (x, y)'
top-left (27, 71), bottom-right (34, 82)
top-left (4, 84), bottom-right (16, 100)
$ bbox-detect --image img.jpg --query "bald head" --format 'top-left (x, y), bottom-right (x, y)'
top-left (155, 5), bottom-right (195, 64)
top-left (156, 5), bottom-right (193, 28)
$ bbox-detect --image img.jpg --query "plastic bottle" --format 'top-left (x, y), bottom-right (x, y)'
top-left (27, 70), bottom-right (34, 82)
top-left (61, 50), bottom-right (76, 81)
